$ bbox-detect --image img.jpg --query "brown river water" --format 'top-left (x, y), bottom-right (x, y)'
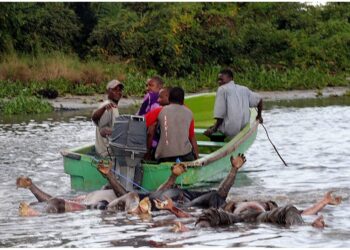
top-left (0, 97), bottom-right (349, 247)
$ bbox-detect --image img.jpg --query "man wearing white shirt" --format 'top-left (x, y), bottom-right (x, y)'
top-left (204, 69), bottom-right (263, 139)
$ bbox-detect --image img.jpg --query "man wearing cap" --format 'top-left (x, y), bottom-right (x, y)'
top-left (92, 80), bottom-right (124, 157)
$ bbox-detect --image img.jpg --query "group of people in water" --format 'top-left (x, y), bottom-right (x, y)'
top-left (16, 69), bottom-right (342, 234)
top-left (17, 153), bottom-right (341, 231)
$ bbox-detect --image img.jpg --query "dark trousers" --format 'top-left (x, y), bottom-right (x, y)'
top-left (158, 151), bottom-right (196, 163)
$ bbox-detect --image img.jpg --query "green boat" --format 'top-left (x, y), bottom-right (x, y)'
top-left (61, 93), bottom-right (259, 192)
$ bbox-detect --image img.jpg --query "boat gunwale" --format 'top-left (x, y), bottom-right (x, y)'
top-left (61, 92), bottom-right (259, 190)
top-left (182, 109), bottom-right (258, 167)
top-left (61, 109), bottom-right (258, 169)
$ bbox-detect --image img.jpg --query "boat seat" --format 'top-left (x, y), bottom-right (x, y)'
top-left (195, 128), bottom-right (226, 142)
top-left (194, 128), bottom-right (206, 134)
top-left (197, 141), bottom-right (226, 147)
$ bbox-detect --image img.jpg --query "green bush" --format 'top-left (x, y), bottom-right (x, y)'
top-left (1, 2), bottom-right (349, 97)
top-left (0, 3), bottom-right (81, 54)
top-left (2, 94), bottom-right (53, 115)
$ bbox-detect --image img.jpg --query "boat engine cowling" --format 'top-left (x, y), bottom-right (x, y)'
top-left (109, 115), bottom-right (147, 191)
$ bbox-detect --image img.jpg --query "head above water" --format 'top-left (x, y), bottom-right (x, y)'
top-left (264, 200), bottom-right (278, 211)
top-left (218, 69), bottom-right (234, 86)
top-left (146, 76), bottom-right (164, 93)
top-left (106, 79), bottom-right (124, 103)
top-left (169, 87), bottom-right (185, 105)
top-left (46, 198), bottom-right (66, 213)
top-left (157, 87), bottom-right (171, 106)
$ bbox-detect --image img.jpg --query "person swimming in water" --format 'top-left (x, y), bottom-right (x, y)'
top-left (154, 189), bottom-right (341, 231)
top-left (16, 153), bottom-right (247, 217)
top-left (195, 189), bottom-right (342, 229)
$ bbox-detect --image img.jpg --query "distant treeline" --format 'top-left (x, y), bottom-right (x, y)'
top-left (1, 2), bottom-right (349, 77)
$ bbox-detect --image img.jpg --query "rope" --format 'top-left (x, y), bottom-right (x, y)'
top-left (108, 146), bottom-right (148, 190)
top-left (260, 123), bottom-right (288, 167)
top-left (91, 153), bottom-right (149, 193)
top-left (109, 167), bottom-right (149, 193)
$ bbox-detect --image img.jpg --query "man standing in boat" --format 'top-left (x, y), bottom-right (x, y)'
top-left (204, 68), bottom-right (263, 139)
top-left (92, 80), bottom-right (124, 157)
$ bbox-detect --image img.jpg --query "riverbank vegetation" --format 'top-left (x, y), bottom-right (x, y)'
top-left (0, 2), bottom-right (349, 114)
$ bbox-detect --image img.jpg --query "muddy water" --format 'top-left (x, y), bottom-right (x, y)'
top-left (0, 97), bottom-right (349, 247)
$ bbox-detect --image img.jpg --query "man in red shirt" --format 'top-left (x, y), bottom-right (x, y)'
top-left (146, 87), bottom-right (199, 162)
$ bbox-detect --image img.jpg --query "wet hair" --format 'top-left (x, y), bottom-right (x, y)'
top-left (47, 198), bottom-right (66, 213)
top-left (223, 201), bottom-right (237, 213)
top-left (169, 87), bottom-right (185, 105)
top-left (96, 200), bottom-right (109, 210)
top-left (196, 208), bottom-right (243, 227)
top-left (265, 200), bottom-right (278, 211)
top-left (186, 191), bottom-right (226, 209)
top-left (150, 76), bottom-right (164, 86)
top-left (219, 69), bottom-right (234, 79)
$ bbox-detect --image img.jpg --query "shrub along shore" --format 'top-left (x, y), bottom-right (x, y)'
top-left (0, 53), bottom-right (349, 115)
top-left (1, 3), bottom-right (349, 114)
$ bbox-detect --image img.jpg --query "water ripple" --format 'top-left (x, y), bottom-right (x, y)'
top-left (0, 104), bottom-right (350, 247)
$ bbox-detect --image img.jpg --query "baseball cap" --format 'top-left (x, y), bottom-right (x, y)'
top-left (106, 80), bottom-right (124, 90)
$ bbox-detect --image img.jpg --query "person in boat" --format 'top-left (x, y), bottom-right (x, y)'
top-left (145, 87), bottom-right (171, 127)
top-left (148, 87), bottom-right (199, 162)
top-left (204, 68), bottom-right (263, 140)
top-left (144, 87), bottom-right (171, 160)
top-left (91, 79), bottom-right (124, 157)
top-left (137, 76), bottom-right (164, 116)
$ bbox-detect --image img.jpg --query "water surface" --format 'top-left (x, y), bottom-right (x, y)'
top-left (0, 97), bottom-right (349, 247)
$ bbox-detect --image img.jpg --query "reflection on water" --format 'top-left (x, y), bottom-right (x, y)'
top-left (264, 95), bottom-right (350, 110)
top-left (0, 97), bottom-right (349, 247)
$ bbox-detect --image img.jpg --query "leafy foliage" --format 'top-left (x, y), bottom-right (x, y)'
top-left (1, 93), bottom-right (53, 115)
top-left (0, 2), bottom-right (349, 85)
top-left (0, 3), bottom-right (80, 54)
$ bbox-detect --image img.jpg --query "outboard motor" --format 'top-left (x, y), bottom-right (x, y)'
top-left (108, 115), bottom-right (147, 191)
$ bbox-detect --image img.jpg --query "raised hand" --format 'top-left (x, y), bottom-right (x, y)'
top-left (324, 191), bottom-right (342, 205)
top-left (104, 103), bottom-right (117, 110)
top-left (97, 160), bottom-right (112, 176)
top-left (100, 127), bottom-right (112, 137)
top-left (171, 163), bottom-right (187, 176)
top-left (230, 153), bottom-right (246, 170)
top-left (16, 176), bottom-right (33, 189)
